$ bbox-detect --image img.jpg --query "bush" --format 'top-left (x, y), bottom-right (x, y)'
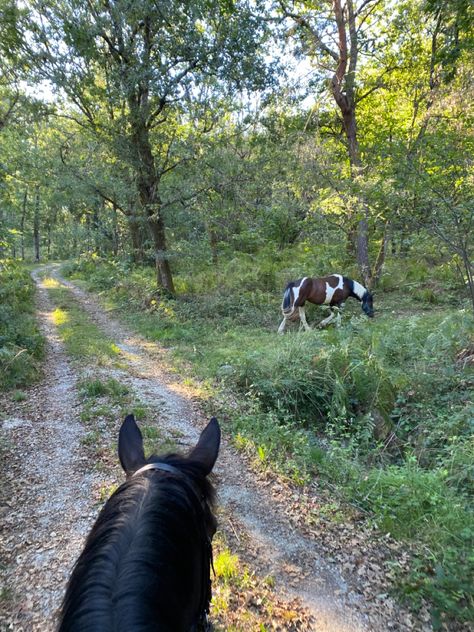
top-left (63, 253), bottom-right (123, 290)
top-left (229, 329), bottom-right (398, 440)
top-left (0, 261), bottom-right (44, 389)
top-left (356, 461), bottom-right (473, 624)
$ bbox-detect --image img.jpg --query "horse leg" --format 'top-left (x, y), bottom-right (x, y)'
top-left (335, 306), bottom-right (342, 327)
top-left (278, 316), bottom-right (288, 334)
top-left (299, 306), bottom-right (311, 331)
top-left (318, 309), bottom-right (335, 328)
top-left (334, 303), bottom-right (345, 327)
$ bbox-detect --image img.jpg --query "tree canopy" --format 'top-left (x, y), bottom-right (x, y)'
top-left (0, 0), bottom-right (472, 305)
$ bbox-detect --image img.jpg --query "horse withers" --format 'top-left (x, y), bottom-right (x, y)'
top-left (58, 415), bottom-right (221, 632)
top-left (278, 274), bottom-right (374, 333)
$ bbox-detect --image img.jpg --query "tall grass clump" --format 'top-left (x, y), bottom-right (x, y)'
top-left (229, 328), bottom-right (398, 441)
top-left (0, 261), bottom-right (44, 389)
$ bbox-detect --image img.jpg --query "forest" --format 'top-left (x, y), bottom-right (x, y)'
top-left (0, 0), bottom-right (473, 630)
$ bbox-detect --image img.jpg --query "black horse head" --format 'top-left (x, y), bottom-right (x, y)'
top-left (362, 291), bottom-right (374, 317)
top-left (59, 415), bottom-right (220, 631)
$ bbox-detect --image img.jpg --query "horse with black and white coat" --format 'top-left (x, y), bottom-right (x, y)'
top-left (278, 274), bottom-right (374, 333)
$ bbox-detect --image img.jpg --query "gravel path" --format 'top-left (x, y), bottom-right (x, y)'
top-left (0, 265), bottom-right (435, 631)
top-left (0, 270), bottom-right (103, 630)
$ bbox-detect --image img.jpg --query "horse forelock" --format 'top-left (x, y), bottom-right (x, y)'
top-left (60, 458), bottom-right (215, 631)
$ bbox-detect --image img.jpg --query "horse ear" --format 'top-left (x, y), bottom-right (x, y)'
top-left (118, 414), bottom-right (146, 475)
top-left (188, 417), bottom-right (221, 476)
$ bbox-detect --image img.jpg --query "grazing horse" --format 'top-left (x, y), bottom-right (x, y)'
top-left (278, 274), bottom-right (374, 333)
top-left (58, 414), bottom-right (221, 632)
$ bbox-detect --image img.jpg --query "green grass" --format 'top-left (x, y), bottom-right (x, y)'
top-left (43, 278), bottom-right (122, 364)
top-left (62, 249), bottom-right (474, 626)
top-left (11, 389), bottom-right (27, 402)
top-left (0, 261), bottom-right (45, 389)
top-left (79, 377), bottom-right (129, 399)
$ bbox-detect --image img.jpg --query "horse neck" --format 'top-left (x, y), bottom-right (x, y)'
top-left (348, 278), bottom-right (368, 301)
top-left (60, 476), bottom-right (211, 631)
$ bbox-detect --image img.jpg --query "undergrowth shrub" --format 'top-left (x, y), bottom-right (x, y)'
top-left (356, 460), bottom-right (474, 625)
top-left (403, 540), bottom-right (474, 628)
top-left (62, 253), bottom-right (125, 291)
top-left (356, 461), bottom-right (467, 540)
top-left (0, 261), bottom-right (44, 389)
top-left (229, 329), bottom-right (399, 436)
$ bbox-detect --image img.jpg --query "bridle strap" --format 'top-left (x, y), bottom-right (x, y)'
top-left (132, 462), bottom-right (184, 477)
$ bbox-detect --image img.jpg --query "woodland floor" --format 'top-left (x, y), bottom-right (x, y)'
top-left (0, 264), bottom-right (440, 631)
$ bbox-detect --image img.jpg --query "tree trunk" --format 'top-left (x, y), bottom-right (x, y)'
top-left (127, 212), bottom-right (145, 263)
top-left (129, 101), bottom-right (175, 293)
top-left (208, 225), bottom-right (219, 265)
top-left (340, 110), bottom-right (372, 286)
top-left (92, 204), bottom-right (101, 254)
top-left (372, 223), bottom-right (390, 289)
top-left (460, 249), bottom-right (474, 315)
top-left (331, 0), bottom-right (373, 285)
top-left (47, 224), bottom-right (51, 258)
top-left (342, 109), bottom-right (360, 173)
top-left (20, 189), bottom-right (27, 260)
top-left (147, 211), bottom-right (175, 292)
top-left (111, 203), bottom-right (119, 256)
top-left (356, 216), bottom-right (371, 286)
top-left (33, 185), bottom-right (40, 263)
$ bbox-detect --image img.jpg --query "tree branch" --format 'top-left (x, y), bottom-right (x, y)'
top-left (279, 2), bottom-right (339, 61)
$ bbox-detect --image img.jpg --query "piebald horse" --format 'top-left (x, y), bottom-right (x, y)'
top-left (278, 274), bottom-right (374, 333)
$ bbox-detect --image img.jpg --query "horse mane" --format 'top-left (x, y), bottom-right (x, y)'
top-left (59, 453), bottom-right (216, 631)
top-left (343, 276), bottom-right (370, 301)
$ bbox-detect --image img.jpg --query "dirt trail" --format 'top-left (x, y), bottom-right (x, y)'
top-left (0, 265), bottom-right (430, 631)
top-left (0, 270), bottom-right (103, 630)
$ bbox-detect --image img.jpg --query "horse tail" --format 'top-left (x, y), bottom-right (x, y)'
top-left (281, 282), bottom-right (296, 317)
